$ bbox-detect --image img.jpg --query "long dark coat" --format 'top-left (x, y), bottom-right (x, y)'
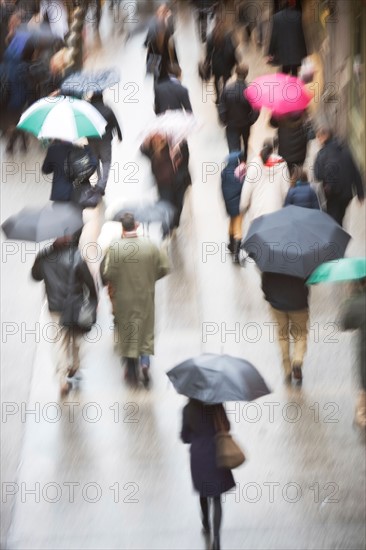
top-left (268, 7), bottom-right (307, 66)
top-left (221, 152), bottom-right (244, 217)
top-left (181, 400), bottom-right (235, 498)
top-left (270, 114), bottom-right (309, 165)
top-left (42, 141), bottom-right (75, 201)
top-left (206, 32), bottom-right (237, 79)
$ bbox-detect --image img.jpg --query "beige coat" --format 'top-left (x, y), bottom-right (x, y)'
top-left (240, 155), bottom-right (290, 225)
top-left (103, 237), bottom-right (169, 358)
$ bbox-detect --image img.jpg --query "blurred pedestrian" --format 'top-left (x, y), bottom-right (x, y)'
top-left (261, 272), bottom-right (309, 383)
top-left (42, 139), bottom-right (75, 201)
top-left (102, 213), bottom-right (169, 386)
top-left (284, 170), bottom-right (320, 209)
top-left (221, 151), bottom-right (246, 264)
top-left (205, 19), bottom-right (237, 103)
top-left (31, 231), bottom-right (98, 398)
top-left (144, 3), bottom-right (178, 79)
top-left (219, 63), bottom-right (259, 161)
top-left (240, 140), bottom-right (290, 224)
top-left (181, 398), bottom-right (235, 550)
top-left (191, 0), bottom-right (218, 43)
top-left (341, 278), bottom-right (366, 428)
top-left (87, 91), bottom-right (123, 197)
top-left (267, 0), bottom-right (307, 75)
top-left (314, 126), bottom-right (364, 227)
top-left (37, 0), bottom-right (69, 39)
top-left (154, 63), bottom-right (193, 115)
top-left (237, 0), bottom-right (257, 46)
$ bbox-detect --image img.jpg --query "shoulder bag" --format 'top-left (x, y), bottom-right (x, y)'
top-left (214, 408), bottom-right (246, 469)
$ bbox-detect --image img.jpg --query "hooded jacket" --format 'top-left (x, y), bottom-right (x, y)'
top-left (284, 180), bottom-right (320, 209)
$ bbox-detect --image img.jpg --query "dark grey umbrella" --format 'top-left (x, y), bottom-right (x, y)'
top-left (61, 69), bottom-right (120, 97)
top-left (113, 200), bottom-right (176, 231)
top-left (242, 206), bottom-right (351, 278)
top-left (167, 354), bottom-right (271, 403)
top-left (1, 202), bottom-right (83, 242)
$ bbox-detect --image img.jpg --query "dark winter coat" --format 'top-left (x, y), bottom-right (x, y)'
top-left (154, 76), bottom-right (193, 114)
top-left (181, 400), bottom-right (235, 497)
top-left (270, 115), bottom-right (309, 165)
top-left (262, 272), bottom-right (309, 311)
top-left (219, 79), bottom-right (258, 128)
top-left (221, 152), bottom-right (244, 216)
top-left (206, 32), bottom-right (236, 78)
top-left (284, 181), bottom-right (320, 209)
top-left (31, 243), bottom-right (97, 313)
top-left (42, 141), bottom-right (75, 201)
top-left (88, 97), bottom-right (122, 142)
top-left (341, 290), bottom-right (366, 391)
top-left (314, 137), bottom-right (365, 201)
top-left (268, 7), bottom-right (307, 66)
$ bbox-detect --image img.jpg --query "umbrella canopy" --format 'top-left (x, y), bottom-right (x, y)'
top-left (307, 257), bottom-right (366, 285)
top-left (60, 68), bottom-right (120, 97)
top-left (244, 73), bottom-right (313, 116)
top-left (1, 202), bottom-right (83, 242)
top-left (167, 354), bottom-right (271, 404)
top-left (242, 206), bottom-right (351, 278)
top-left (142, 111), bottom-right (199, 146)
top-left (17, 96), bottom-right (107, 142)
top-left (113, 200), bottom-right (176, 227)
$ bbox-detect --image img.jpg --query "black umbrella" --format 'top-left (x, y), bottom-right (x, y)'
top-left (1, 202), bottom-right (83, 242)
top-left (167, 354), bottom-right (271, 404)
top-left (113, 200), bottom-right (176, 230)
top-left (242, 206), bottom-right (351, 278)
top-left (60, 68), bottom-right (120, 97)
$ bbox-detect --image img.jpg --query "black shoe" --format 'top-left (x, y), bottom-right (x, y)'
top-left (202, 517), bottom-right (210, 535)
top-left (227, 235), bottom-right (234, 253)
top-left (284, 373), bottom-right (292, 385)
top-left (292, 362), bottom-right (303, 383)
top-left (232, 239), bottom-right (241, 264)
top-left (141, 365), bottom-right (150, 387)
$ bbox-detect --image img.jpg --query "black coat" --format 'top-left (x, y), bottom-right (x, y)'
top-left (284, 182), bottom-right (320, 209)
top-left (31, 243), bottom-right (97, 313)
top-left (270, 115), bottom-right (309, 165)
top-left (221, 152), bottom-right (244, 216)
top-left (89, 98), bottom-right (122, 141)
top-left (181, 400), bottom-right (235, 497)
top-left (262, 273), bottom-right (309, 311)
top-left (154, 77), bottom-right (193, 115)
top-left (219, 79), bottom-right (255, 128)
top-left (206, 32), bottom-right (237, 78)
top-left (314, 138), bottom-right (365, 201)
top-left (268, 8), bottom-right (307, 66)
top-left (42, 141), bottom-right (75, 201)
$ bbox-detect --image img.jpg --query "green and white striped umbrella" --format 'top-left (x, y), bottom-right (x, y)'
top-left (17, 96), bottom-right (107, 142)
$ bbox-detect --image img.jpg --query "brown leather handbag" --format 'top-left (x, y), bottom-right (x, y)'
top-left (214, 409), bottom-right (246, 469)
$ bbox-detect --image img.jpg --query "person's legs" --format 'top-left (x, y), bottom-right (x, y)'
top-left (289, 309), bottom-right (309, 380)
top-left (240, 126), bottom-right (250, 162)
top-left (212, 495), bottom-right (222, 548)
top-left (270, 307), bottom-right (292, 380)
top-left (225, 126), bottom-right (241, 152)
top-left (231, 214), bottom-right (243, 264)
top-left (96, 138), bottom-right (112, 194)
top-left (200, 496), bottom-right (210, 532)
top-left (49, 312), bottom-right (73, 396)
top-left (214, 75), bottom-right (221, 104)
top-left (140, 355), bottom-right (150, 386)
top-left (122, 357), bottom-right (139, 385)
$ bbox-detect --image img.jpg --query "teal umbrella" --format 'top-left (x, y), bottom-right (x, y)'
top-left (17, 96), bottom-right (107, 142)
top-left (307, 258), bottom-right (366, 284)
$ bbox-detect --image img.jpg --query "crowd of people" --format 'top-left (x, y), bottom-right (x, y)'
top-left (2, 1), bottom-right (366, 549)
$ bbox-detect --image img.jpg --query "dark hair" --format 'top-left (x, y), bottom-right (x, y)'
top-left (299, 170), bottom-right (308, 182)
top-left (260, 140), bottom-right (273, 164)
top-left (121, 212), bottom-right (136, 232)
top-left (236, 63), bottom-right (249, 79)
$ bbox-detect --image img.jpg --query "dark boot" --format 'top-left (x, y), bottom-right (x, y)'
top-left (227, 235), bottom-right (234, 253)
top-left (212, 535), bottom-right (220, 550)
top-left (232, 239), bottom-right (241, 264)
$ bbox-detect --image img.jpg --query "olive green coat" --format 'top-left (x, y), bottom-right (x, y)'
top-left (103, 237), bottom-right (169, 358)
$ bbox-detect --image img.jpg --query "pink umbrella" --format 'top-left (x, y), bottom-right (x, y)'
top-left (244, 73), bottom-right (313, 116)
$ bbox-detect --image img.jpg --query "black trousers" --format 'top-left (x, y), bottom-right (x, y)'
top-left (226, 126), bottom-right (250, 161)
top-left (326, 195), bottom-right (351, 227)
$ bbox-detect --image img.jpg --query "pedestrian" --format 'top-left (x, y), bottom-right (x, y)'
top-left (218, 63), bottom-right (259, 161)
top-left (261, 272), bottom-right (309, 383)
top-left (237, 0), bottom-right (257, 46)
top-left (87, 91), bottom-right (123, 197)
top-left (31, 230), bottom-right (98, 398)
top-left (102, 213), bottom-right (169, 386)
top-left (181, 398), bottom-right (235, 550)
top-left (205, 19), bottom-right (237, 104)
top-left (154, 63), bottom-right (193, 115)
top-left (240, 140), bottom-right (290, 225)
top-left (191, 0), bottom-right (218, 43)
top-left (140, 132), bottom-right (191, 233)
top-left (267, 0), bottom-right (307, 76)
top-left (144, 3), bottom-right (178, 79)
top-left (340, 278), bottom-right (366, 428)
top-left (284, 170), bottom-right (320, 209)
top-left (38, 0), bottom-right (69, 39)
top-left (269, 111), bottom-right (313, 177)
top-left (314, 125), bottom-right (364, 226)
top-left (221, 151), bottom-right (246, 264)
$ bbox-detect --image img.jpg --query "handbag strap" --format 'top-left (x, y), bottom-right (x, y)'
top-left (213, 407), bottom-right (228, 434)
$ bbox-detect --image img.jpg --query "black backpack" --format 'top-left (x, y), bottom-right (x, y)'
top-left (65, 146), bottom-right (96, 187)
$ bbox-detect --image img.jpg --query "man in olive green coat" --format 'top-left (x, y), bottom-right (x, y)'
top-left (103, 213), bottom-right (169, 385)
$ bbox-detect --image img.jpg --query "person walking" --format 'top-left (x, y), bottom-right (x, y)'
top-left (267, 0), bottom-right (307, 76)
top-left (191, 0), bottom-right (218, 43)
top-left (219, 64), bottom-right (259, 161)
top-left (102, 213), bottom-right (169, 386)
top-left (154, 63), bottom-right (193, 115)
top-left (31, 231), bottom-right (98, 397)
top-left (239, 140), bottom-right (290, 224)
top-left (205, 19), bottom-right (237, 104)
top-left (181, 398), bottom-right (235, 550)
top-left (314, 126), bottom-right (364, 226)
top-left (284, 170), bottom-right (320, 209)
top-left (144, 3), bottom-right (178, 79)
top-left (341, 278), bottom-right (366, 428)
top-left (261, 272), bottom-right (310, 383)
top-left (221, 151), bottom-right (246, 264)
top-left (87, 91), bottom-right (123, 197)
